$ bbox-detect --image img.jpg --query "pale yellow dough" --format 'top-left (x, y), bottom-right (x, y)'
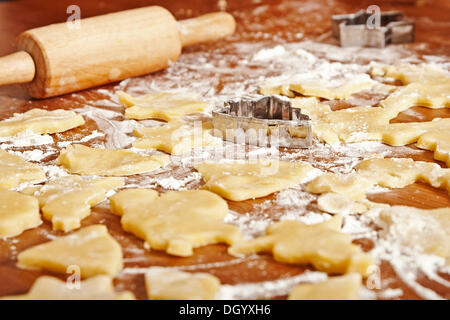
top-left (57, 144), bottom-right (170, 176)
top-left (110, 189), bottom-right (242, 257)
top-left (229, 215), bottom-right (374, 277)
top-left (17, 224), bottom-right (123, 278)
top-left (23, 176), bottom-right (124, 231)
top-left (0, 150), bottom-right (45, 189)
top-left (317, 193), bottom-right (367, 215)
top-left (0, 190), bottom-right (41, 238)
top-left (133, 120), bottom-right (222, 155)
top-left (307, 157), bottom-right (450, 200)
top-left (417, 131), bottom-right (450, 167)
top-left (195, 160), bottom-right (317, 201)
top-left (0, 108), bottom-right (85, 137)
top-left (118, 91), bottom-right (208, 121)
top-left (378, 206), bottom-right (450, 264)
top-left (145, 268), bottom-right (220, 300)
top-left (1, 275), bottom-right (134, 300)
top-left (288, 274), bottom-right (362, 300)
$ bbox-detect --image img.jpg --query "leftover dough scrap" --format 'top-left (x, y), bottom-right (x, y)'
top-left (1, 275), bottom-right (134, 300)
top-left (118, 91), bottom-right (208, 121)
top-left (377, 206), bottom-right (450, 264)
top-left (288, 273), bottom-right (362, 300)
top-left (0, 190), bottom-right (41, 238)
top-left (110, 189), bottom-right (242, 257)
top-left (308, 157), bottom-right (450, 200)
top-left (229, 215), bottom-right (374, 277)
top-left (0, 150), bottom-right (45, 189)
top-left (23, 176), bottom-right (124, 231)
top-left (17, 224), bottom-right (123, 277)
top-left (0, 108), bottom-right (85, 137)
top-left (133, 120), bottom-right (222, 155)
top-left (57, 144), bottom-right (170, 176)
top-left (145, 268), bottom-right (220, 300)
top-left (195, 160), bottom-right (318, 201)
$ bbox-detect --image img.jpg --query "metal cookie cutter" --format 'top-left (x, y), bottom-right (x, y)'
top-left (212, 95), bottom-right (312, 148)
top-left (332, 10), bottom-right (414, 48)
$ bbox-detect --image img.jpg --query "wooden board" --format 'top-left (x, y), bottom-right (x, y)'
top-left (0, 0), bottom-right (449, 300)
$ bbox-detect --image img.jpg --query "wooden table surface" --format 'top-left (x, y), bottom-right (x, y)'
top-left (0, 0), bottom-right (449, 300)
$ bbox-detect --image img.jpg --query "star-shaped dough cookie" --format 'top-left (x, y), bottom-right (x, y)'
top-left (195, 160), bottom-right (318, 201)
top-left (110, 189), bottom-right (242, 257)
top-left (57, 144), bottom-right (170, 176)
top-left (133, 120), bottom-right (222, 155)
top-left (0, 108), bottom-right (85, 137)
top-left (118, 91), bottom-right (208, 121)
top-left (417, 131), bottom-right (450, 167)
top-left (0, 150), bottom-right (45, 189)
top-left (229, 215), bottom-right (374, 276)
top-left (145, 268), bottom-right (220, 300)
top-left (17, 224), bottom-right (123, 277)
top-left (1, 276), bottom-right (134, 300)
top-left (22, 176), bottom-right (124, 231)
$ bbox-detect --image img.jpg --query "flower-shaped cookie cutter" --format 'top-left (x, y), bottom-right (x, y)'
top-left (332, 10), bottom-right (414, 48)
top-left (212, 95), bottom-right (312, 148)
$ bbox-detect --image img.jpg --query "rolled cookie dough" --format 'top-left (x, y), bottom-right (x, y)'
top-left (0, 190), bottom-right (41, 238)
top-left (0, 150), bottom-right (45, 189)
top-left (0, 109), bottom-right (85, 137)
top-left (288, 273), bottom-right (362, 300)
top-left (23, 176), bottom-right (124, 231)
top-left (57, 144), bottom-right (170, 176)
top-left (229, 215), bottom-right (374, 277)
top-left (133, 120), bottom-right (222, 155)
top-left (195, 160), bottom-right (318, 201)
top-left (17, 224), bottom-right (123, 277)
top-left (1, 276), bottom-right (134, 300)
top-left (118, 91), bottom-right (208, 121)
top-left (145, 268), bottom-right (220, 300)
top-left (110, 189), bottom-right (242, 257)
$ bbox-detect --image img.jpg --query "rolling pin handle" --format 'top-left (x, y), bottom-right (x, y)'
top-left (178, 12), bottom-right (236, 47)
top-left (0, 51), bottom-right (35, 86)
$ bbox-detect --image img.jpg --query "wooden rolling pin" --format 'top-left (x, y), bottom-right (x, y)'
top-left (0, 6), bottom-right (235, 98)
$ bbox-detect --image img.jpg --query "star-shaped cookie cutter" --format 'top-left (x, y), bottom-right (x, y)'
top-left (212, 95), bottom-right (312, 148)
top-left (332, 10), bottom-right (414, 48)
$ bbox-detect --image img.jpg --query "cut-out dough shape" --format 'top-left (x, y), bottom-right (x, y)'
top-left (0, 108), bottom-right (85, 137)
top-left (110, 189), bottom-right (242, 257)
top-left (371, 63), bottom-right (449, 85)
top-left (118, 91), bottom-right (208, 121)
top-left (23, 176), bottom-right (124, 231)
top-left (417, 131), bottom-right (450, 167)
top-left (17, 224), bottom-right (123, 278)
top-left (377, 206), bottom-right (450, 265)
top-left (133, 120), bottom-right (222, 155)
top-left (145, 268), bottom-right (220, 300)
top-left (57, 144), bottom-right (170, 176)
top-left (288, 273), bottom-right (362, 300)
top-left (1, 275), bottom-right (134, 300)
top-left (195, 160), bottom-right (318, 201)
top-left (317, 193), bottom-right (368, 215)
top-left (0, 190), bottom-right (41, 238)
top-left (307, 157), bottom-right (450, 200)
top-left (0, 150), bottom-right (45, 189)
top-left (229, 215), bottom-right (374, 277)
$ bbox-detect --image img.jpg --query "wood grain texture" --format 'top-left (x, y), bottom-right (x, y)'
top-left (0, 0), bottom-right (449, 300)
top-left (0, 51), bottom-right (35, 86)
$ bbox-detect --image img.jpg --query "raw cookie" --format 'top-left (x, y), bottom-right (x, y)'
top-left (371, 63), bottom-right (449, 85)
top-left (229, 215), bottom-right (374, 277)
top-left (17, 224), bottom-right (123, 277)
top-left (133, 120), bottom-right (222, 155)
top-left (118, 91), bottom-right (208, 121)
top-left (0, 108), bottom-right (85, 137)
top-left (0, 190), bottom-right (41, 238)
top-left (195, 160), bottom-right (318, 201)
top-left (317, 193), bottom-right (368, 215)
top-left (23, 176), bottom-right (124, 231)
top-left (145, 268), bottom-right (220, 300)
top-left (110, 189), bottom-right (242, 257)
top-left (417, 131), bottom-right (450, 167)
top-left (0, 150), bottom-right (45, 189)
top-left (57, 144), bottom-right (170, 176)
top-left (378, 206), bottom-right (450, 264)
top-left (1, 275), bottom-right (134, 300)
top-left (288, 273), bottom-right (362, 300)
